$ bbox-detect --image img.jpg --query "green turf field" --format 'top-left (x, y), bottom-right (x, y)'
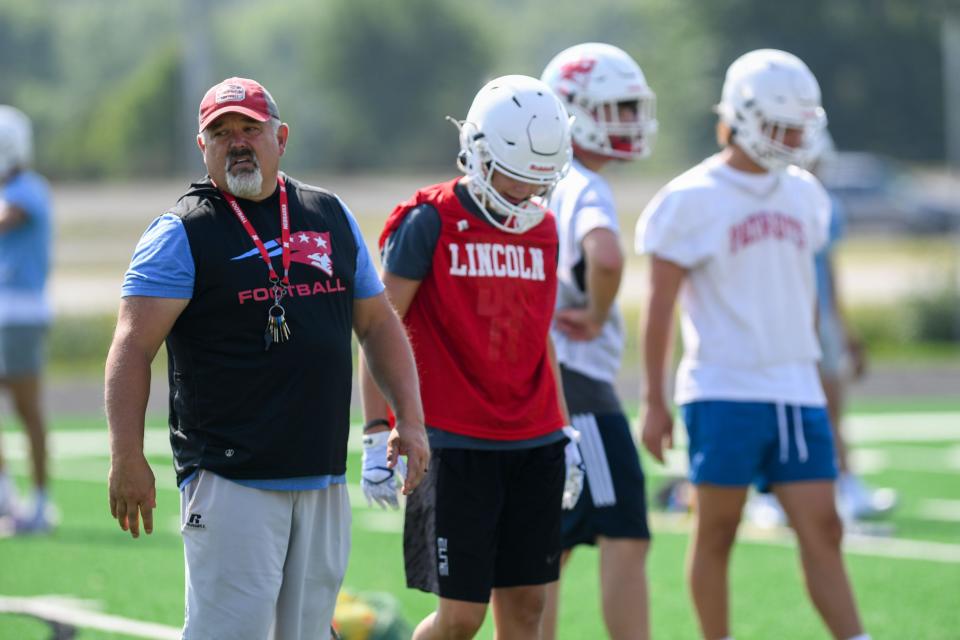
top-left (1, 402), bottom-right (959, 639)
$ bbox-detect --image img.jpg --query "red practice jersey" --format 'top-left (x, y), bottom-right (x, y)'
top-left (380, 179), bottom-right (564, 440)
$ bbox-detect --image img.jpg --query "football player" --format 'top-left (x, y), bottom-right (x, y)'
top-left (359, 74), bottom-right (582, 639)
top-left (635, 50), bottom-right (871, 640)
top-left (540, 42), bottom-right (656, 640)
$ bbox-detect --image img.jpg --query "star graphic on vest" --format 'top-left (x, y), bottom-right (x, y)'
top-left (233, 230), bottom-right (335, 276)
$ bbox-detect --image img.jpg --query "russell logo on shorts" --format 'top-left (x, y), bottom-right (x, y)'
top-left (186, 513), bottom-right (206, 529)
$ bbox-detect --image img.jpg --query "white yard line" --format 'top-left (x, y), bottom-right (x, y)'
top-left (916, 499), bottom-right (960, 523)
top-left (845, 412), bottom-right (960, 443)
top-left (3, 412), bottom-right (957, 462)
top-left (0, 595), bottom-right (180, 639)
top-left (648, 512), bottom-right (960, 564)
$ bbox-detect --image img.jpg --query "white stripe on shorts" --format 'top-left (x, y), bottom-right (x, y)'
top-left (573, 413), bottom-right (617, 507)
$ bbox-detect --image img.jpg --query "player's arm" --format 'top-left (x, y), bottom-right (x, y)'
top-left (546, 334), bottom-right (571, 425)
top-left (0, 200), bottom-right (28, 234)
top-left (641, 256), bottom-right (686, 463)
top-left (824, 253), bottom-right (866, 379)
top-left (555, 227), bottom-right (624, 341)
top-left (105, 296), bottom-right (188, 538)
top-left (355, 274), bottom-right (428, 494)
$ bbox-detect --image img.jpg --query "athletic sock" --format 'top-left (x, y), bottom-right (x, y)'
top-left (0, 472), bottom-right (16, 515)
top-left (32, 487), bottom-right (49, 516)
top-left (845, 634), bottom-right (871, 640)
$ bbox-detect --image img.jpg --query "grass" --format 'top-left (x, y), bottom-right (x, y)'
top-left (1, 402), bottom-right (959, 639)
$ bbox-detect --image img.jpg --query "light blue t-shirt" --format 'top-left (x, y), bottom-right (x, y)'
top-left (123, 194), bottom-right (383, 491)
top-left (0, 171), bottom-right (52, 326)
top-left (814, 194), bottom-right (846, 315)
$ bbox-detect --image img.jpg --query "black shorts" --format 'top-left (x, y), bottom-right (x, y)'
top-left (562, 412), bottom-right (650, 548)
top-left (403, 441), bottom-right (565, 603)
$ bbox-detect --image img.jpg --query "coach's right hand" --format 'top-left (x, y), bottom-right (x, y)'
top-left (108, 453), bottom-right (157, 539)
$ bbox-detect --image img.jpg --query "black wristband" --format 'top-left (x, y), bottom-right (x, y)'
top-left (362, 418), bottom-right (391, 433)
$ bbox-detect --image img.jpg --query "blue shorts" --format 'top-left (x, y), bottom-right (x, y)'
top-left (562, 412), bottom-right (650, 548)
top-left (680, 400), bottom-right (837, 487)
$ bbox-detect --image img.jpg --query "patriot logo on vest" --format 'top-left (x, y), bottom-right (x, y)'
top-left (232, 230), bottom-right (336, 276)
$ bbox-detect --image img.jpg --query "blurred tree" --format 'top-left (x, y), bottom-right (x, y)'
top-left (0, 5), bottom-right (56, 104)
top-left (487, 0), bottom-right (719, 171)
top-left (88, 45), bottom-right (183, 177)
top-left (312, 0), bottom-right (493, 170)
top-left (688, 0), bottom-right (946, 161)
top-left (0, 0), bottom-right (952, 177)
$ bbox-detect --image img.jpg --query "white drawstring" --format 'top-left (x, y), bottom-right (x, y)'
top-left (793, 404), bottom-right (809, 463)
top-left (776, 402), bottom-right (789, 463)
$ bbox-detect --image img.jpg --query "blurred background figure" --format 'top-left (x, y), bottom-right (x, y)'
top-left (811, 132), bottom-right (897, 522)
top-left (747, 130), bottom-right (898, 529)
top-left (540, 42), bottom-right (656, 640)
top-left (0, 105), bottom-right (55, 534)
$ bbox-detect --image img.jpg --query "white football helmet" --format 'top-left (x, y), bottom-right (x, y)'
top-left (717, 49), bottom-right (826, 171)
top-left (0, 106), bottom-right (32, 177)
top-left (454, 75), bottom-right (572, 234)
top-left (541, 42), bottom-right (657, 160)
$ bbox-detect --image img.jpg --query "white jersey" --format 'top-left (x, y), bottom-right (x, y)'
top-left (550, 159), bottom-right (624, 384)
top-left (635, 155), bottom-right (830, 406)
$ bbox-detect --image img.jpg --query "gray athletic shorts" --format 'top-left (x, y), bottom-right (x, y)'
top-left (0, 325), bottom-right (47, 377)
top-left (180, 470), bottom-right (351, 640)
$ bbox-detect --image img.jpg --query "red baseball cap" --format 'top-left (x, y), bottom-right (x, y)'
top-left (198, 77), bottom-right (280, 132)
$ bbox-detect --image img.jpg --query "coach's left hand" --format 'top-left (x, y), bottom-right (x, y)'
top-left (389, 419), bottom-right (431, 495)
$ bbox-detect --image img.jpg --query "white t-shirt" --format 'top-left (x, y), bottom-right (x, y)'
top-left (635, 155), bottom-right (830, 406)
top-left (549, 159), bottom-right (624, 384)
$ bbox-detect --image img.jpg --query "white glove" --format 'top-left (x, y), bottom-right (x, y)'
top-left (561, 425), bottom-right (585, 510)
top-left (361, 430), bottom-right (406, 510)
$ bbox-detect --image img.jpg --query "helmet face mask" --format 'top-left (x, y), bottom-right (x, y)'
top-left (542, 43), bottom-right (658, 161)
top-left (718, 49), bottom-right (826, 171)
top-left (455, 75), bottom-right (572, 234)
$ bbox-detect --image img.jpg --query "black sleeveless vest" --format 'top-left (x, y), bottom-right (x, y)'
top-left (166, 175), bottom-right (358, 485)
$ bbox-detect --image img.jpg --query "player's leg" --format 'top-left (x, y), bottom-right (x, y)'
top-left (8, 375), bottom-right (48, 490)
top-left (492, 441), bottom-right (565, 639)
top-left (681, 401), bottom-right (768, 640)
top-left (2, 325), bottom-right (51, 531)
top-left (413, 598), bottom-right (488, 640)
top-left (577, 411), bottom-right (651, 640)
top-left (688, 484), bottom-right (748, 640)
top-left (9, 373), bottom-right (50, 531)
top-left (769, 406), bottom-right (865, 640)
top-left (181, 471), bottom-right (289, 639)
top-left (406, 448), bottom-right (501, 639)
top-left (0, 426), bottom-right (15, 519)
top-left (775, 481), bottom-right (864, 639)
top-left (540, 550), bottom-right (572, 640)
top-left (490, 584), bottom-right (548, 640)
top-left (597, 537), bottom-right (650, 640)
top-left (274, 483), bottom-right (351, 640)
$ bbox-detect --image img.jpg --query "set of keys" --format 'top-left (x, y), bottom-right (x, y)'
top-left (264, 302), bottom-right (292, 350)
